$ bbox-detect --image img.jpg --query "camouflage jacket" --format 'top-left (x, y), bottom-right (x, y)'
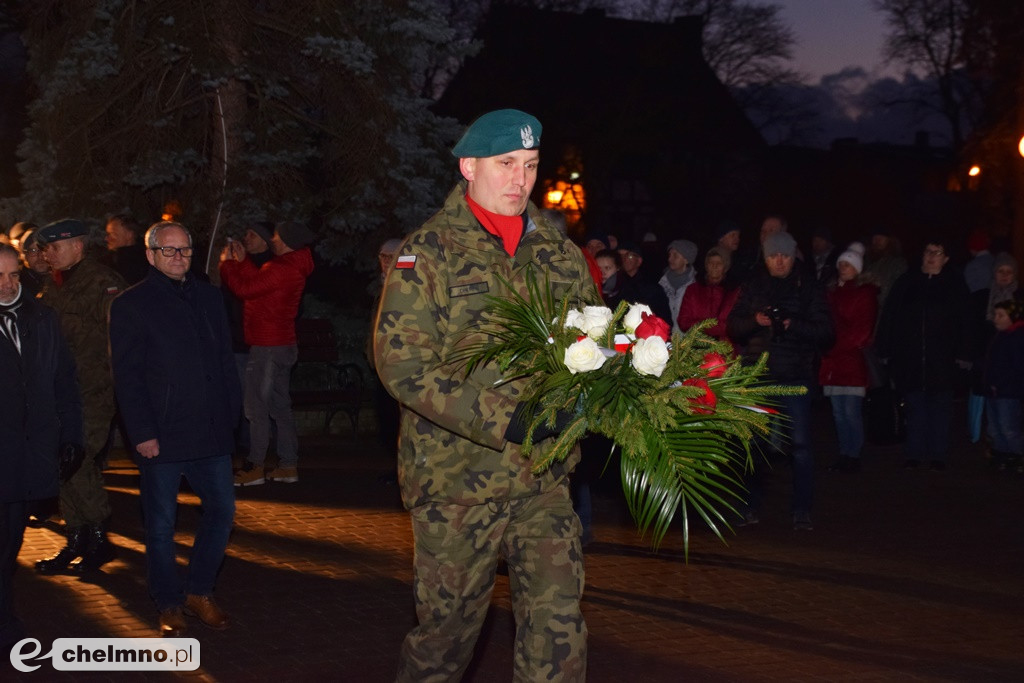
top-left (41, 257), bottom-right (125, 400)
top-left (374, 183), bottom-right (596, 509)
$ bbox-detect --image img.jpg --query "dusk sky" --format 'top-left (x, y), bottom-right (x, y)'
top-left (776, 0), bottom-right (891, 82)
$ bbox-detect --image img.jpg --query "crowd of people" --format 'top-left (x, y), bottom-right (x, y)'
top-left (3, 106), bottom-right (1021, 681)
top-left (1, 215), bottom-right (314, 647)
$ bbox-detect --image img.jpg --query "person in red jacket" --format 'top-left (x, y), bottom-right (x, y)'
top-left (677, 246), bottom-right (739, 351)
top-left (220, 221), bottom-right (315, 486)
top-left (818, 248), bottom-right (878, 473)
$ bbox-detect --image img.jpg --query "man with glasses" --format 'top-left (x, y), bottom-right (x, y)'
top-left (34, 219), bottom-right (124, 574)
top-left (876, 238), bottom-right (971, 470)
top-left (109, 221), bottom-right (239, 637)
top-left (14, 227), bottom-right (50, 298)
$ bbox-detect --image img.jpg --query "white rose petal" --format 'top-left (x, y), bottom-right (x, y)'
top-left (563, 309), bottom-right (585, 332)
top-left (580, 305), bottom-right (613, 338)
top-left (623, 303), bottom-right (653, 334)
top-left (564, 337), bottom-right (608, 374)
top-left (630, 336), bottom-right (670, 377)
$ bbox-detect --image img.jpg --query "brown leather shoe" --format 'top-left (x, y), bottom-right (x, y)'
top-left (184, 594), bottom-right (229, 630)
top-left (159, 606), bottom-right (186, 637)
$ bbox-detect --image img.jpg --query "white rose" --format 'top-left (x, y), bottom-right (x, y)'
top-left (564, 337), bottom-right (608, 374)
top-left (580, 306), bottom-right (613, 338)
top-left (630, 336), bottom-right (669, 377)
top-left (563, 309), bottom-right (586, 332)
top-left (623, 303), bottom-right (653, 334)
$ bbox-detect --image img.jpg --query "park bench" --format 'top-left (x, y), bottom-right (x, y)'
top-left (289, 318), bottom-right (366, 433)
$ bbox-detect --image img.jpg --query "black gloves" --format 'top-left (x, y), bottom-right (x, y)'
top-left (58, 443), bottom-right (86, 483)
top-left (505, 402), bottom-right (576, 444)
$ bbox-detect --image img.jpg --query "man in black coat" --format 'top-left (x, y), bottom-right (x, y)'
top-left (0, 243), bottom-right (82, 652)
top-left (728, 231), bottom-right (835, 531)
top-left (875, 237), bottom-right (971, 470)
top-left (109, 221), bottom-right (241, 638)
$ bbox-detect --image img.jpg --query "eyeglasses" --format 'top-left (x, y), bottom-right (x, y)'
top-left (924, 248), bottom-right (945, 257)
top-left (150, 246), bottom-right (194, 258)
top-left (24, 248), bottom-right (41, 254)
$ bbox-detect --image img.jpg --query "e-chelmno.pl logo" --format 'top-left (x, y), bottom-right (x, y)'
top-left (10, 638), bottom-right (200, 672)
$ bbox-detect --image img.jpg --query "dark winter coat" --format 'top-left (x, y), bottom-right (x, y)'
top-left (109, 268), bottom-right (241, 464)
top-left (818, 281), bottom-right (879, 388)
top-left (727, 268), bottom-right (835, 383)
top-left (875, 268), bottom-right (971, 393)
top-left (0, 297), bottom-right (81, 502)
top-left (983, 322), bottom-right (1024, 399)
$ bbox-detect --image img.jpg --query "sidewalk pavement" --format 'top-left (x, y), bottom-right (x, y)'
top-left (8, 399), bottom-right (1024, 681)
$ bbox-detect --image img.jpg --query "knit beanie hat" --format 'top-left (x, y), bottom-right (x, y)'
top-left (837, 249), bottom-right (863, 274)
top-left (705, 245), bottom-right (732, 271)
top-left (667, 239), bottom-right (698, 264)
top-left (846, 241), bottom-right (866, 256)
top-left (763, 231), bottom-right (797, 257)
top-left (994, 298), bottom-right (1023, 323)
top-left (993, 251), bottom-right (1017, 274)
top-left (276, 221), bottom-right (315, 250)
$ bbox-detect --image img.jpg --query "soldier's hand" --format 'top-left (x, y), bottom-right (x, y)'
top-left (505, 403), bottom-right (576, 444)
top-left (136, 439), bottom-right (160, 459)
top-left (58, 443), bottom-right (86, 483)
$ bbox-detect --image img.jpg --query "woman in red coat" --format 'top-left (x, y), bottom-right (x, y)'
top-left (677, 246), bottom-right (739, 350)
top-left (819, 248), bottom-right (879, 472)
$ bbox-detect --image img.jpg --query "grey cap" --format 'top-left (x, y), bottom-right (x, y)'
top-left (667, 239), bottom-right (698, 264)
top-left (763, 231), bottom-right (797, 257)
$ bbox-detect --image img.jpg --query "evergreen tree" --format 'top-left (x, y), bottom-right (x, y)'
top-left (2, 0), bottom-right (468, 266)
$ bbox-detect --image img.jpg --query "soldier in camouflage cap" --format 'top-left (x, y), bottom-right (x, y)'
top-left (375, 109), bottom-right (594, 681)
top-left (35, 218), bottom-right (125, 574)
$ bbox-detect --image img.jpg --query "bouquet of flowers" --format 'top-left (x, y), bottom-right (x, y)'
top-left (458, 268), bottom-right (803, 552)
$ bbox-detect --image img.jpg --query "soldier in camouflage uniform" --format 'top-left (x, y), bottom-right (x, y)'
top-left (34, 219), bottom-right (123, 574)
top-left (375, 110), bottom-right (594, 682)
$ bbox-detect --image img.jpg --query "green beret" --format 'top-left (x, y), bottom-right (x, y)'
top-left (36, 219), bottom-right (89, 244)
top-left (451, 109), bottom-right (542, 158)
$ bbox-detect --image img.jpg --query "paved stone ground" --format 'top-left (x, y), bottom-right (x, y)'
top-left (7, 399), bottom-right (1024, 681)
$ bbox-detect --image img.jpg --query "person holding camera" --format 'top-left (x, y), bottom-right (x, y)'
top-left (728, 231), bottom-right (835, 530)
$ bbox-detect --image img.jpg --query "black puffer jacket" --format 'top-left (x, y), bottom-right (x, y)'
top-left (727, 269), bottom-right (835, 383)
top-left (875, 268), bottom-right (971, 393)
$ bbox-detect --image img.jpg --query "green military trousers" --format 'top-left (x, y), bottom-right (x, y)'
top-left (60, 409), bottom-right (113, 528)
top-left (397, 484), bottom-right (586, 682)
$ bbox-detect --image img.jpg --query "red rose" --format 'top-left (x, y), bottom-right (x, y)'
top-left (700, 352), bottom-right (728, 378)
top-left (682, 378), bottom-right (717, 414)
top-left (634, 313), bottom-right (671, 342)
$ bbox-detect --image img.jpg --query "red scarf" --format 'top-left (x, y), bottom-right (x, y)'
top-left (465, 193), bottom-right (524, 256)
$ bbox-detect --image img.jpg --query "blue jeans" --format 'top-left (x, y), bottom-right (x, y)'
top-left (986, 397), bottom-right (1023, 456)
top-left (245, 345), bottom-right (299, 467)
top-left (746, 388), bottom-right (814, 516)
top-left (829, 394), bottom-right (865, 458)
top-left (138, 456), bottom-right (235, 610)
top-left (904, 390), bottom-right (952, 462)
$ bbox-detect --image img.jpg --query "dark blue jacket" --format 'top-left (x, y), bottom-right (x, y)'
top-left (109, 268), bottom-right (241, 464)
top-left (876, 268), bottom-right (971, 393)
top-left (983, 322), bottom-right (1024, 399)
top-left (1, 296), bottom-right (81, 501)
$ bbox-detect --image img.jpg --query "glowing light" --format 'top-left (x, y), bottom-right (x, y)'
top-left (546, 189), bottom-right (565, 204)
top-left (1019, 135), bottom-right (1024, 158)
top-left (968, 165), bottom-right (981, 177)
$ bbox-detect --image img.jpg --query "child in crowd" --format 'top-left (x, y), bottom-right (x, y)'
top-left (983, 299), bottom-right (1024, 473)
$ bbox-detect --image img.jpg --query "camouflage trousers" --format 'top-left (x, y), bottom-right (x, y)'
top-left (60, 411), bottom-right (113, 528)
top-left (397, 484), bottom-right (586, 683)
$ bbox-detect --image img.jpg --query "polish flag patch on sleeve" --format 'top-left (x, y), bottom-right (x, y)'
top-left (396, 254), bottom-right (417, 269)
